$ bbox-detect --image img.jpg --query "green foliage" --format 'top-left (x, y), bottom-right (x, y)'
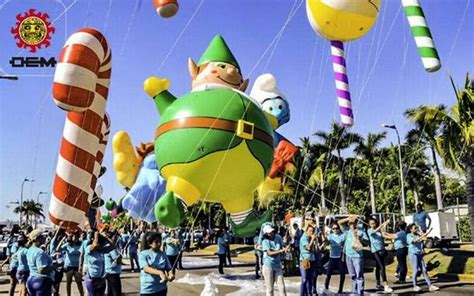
top-left (459, 217), bottom-right (471, 242)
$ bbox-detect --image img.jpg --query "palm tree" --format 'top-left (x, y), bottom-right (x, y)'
top-left (314, 122), bottom-right (361, 212)
top-left (14, 200), bottom-right (44, 226)
top-left (405, 105), bottom-right (446, 210)
top-left (404, 145), bottom-right (431, 209)
top-left (435, 74), bottom-right (474, 241)
top-left (354, 132), bottom-right (387, 214)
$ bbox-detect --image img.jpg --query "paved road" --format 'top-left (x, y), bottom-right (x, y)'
top-left (1, 254), bottom-right (473, 295)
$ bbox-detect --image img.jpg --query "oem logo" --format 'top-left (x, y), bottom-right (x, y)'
top-left (11, 8), bottom-right (55, 52)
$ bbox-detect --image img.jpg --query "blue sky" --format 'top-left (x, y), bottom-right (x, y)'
top-left (0, 0), bottom-right (472, 221)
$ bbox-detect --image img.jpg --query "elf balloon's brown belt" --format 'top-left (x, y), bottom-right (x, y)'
top-left (155, 116), bottom-right (273, 147)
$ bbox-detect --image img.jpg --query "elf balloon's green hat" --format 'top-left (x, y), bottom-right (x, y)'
top-left (197, 34), bottom-right (240, 70)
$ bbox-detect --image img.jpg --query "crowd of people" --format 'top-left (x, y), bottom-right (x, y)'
top-left (0, 202), bottom-right (440, 295)
top-left (253, 203), bottom-right (440, 295)
top-left (0, 222), bottom-right (194, 296)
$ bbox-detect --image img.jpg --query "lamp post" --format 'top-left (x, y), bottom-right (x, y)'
top-left (20, 177), bottom-right (35, 224)
top-left (381, 124), bottom-right (406, 216)
top-left (36, 191), bottom-right (48, 203)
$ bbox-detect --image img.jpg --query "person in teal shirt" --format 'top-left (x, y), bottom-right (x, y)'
top-left (79, 231), bottom-right (92, 275)
top-left (406, 224), bottom-right (439, 292)
top-left (299, 222), bottom-right (318, 296)
top-left (413, 203), bottom-right (431, 233)
top-left (128, 231), bottom-right (140, 272)
top-left (324, 222), bottom-right (346, 294)
top-left (26, 229), bottom-right (55, 296)
top-left (60, 232), bottom-right (84, 296)
top-left (84, 232), bottom-right (107, 296)
top-left (383, 220), bottom-right (408, 284)
top-left (15, 236), bottom-right (29, 296)
top-left (261, 224), bottom-right (289, 296)
top-left (368, 218), bottom-right (393, 293)
top-left (139, 232), bottom-right (173, 296)
top-left (216, 230), bottom-right (227, 274)
top-left (0, 234), bottom-right (22, 296)
top-left (338, 215), bottom-right (369, 295)
top-left (165, 229), bottom-right (180, 274)
top-left (105, 245), bottom-right (122, 296)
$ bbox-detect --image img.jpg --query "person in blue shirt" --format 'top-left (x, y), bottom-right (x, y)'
top-left (48, 227), bottom-right (66, 296)
top-left (26, 229), bottom-right (56, 296)
top-left (139, 232), bottom-right (174, 296)
top-left (0, 233), bottom-right (20, 296)
top-left (84, 231), bottom-right (107, 296)
top-left (253, 229), bottom-right (263, 279)
top-left (15, 235), bottom-right (30, 296)
top-left (406, 224), bottom-right (439, 292)
top-left (383, 220), bottom-right (408, 284)
top-left (104, 236), bottom-right (122, 296)
top-left (413, 203), bottom-right (431, 233)
top-left (223, 228), bottom-right (233, 267)
top-left (60, 232), bottom-right (84, 296)
top-left (299, 222), bottom-right (318, 296)
top-left (338, 215), bottom-right (369, 295)
top-left (216, 230), bottom-right (227, 274)
top-left (165, 229), bottom-right (180, 274)
top-left (177, 229), bottom-right (185, 269)
top-left (367, 218), bottom-right (393, 293)
top-left (261, 224), bottom-right (289, 296)
top-left (127, 231), bottom-right (140, 272)
top-left (292, 223), bottom-right (303, 260)
top-left (120, 229), bottom-right (130, 257)
top-left (324, 222), bottom-right (346, 294)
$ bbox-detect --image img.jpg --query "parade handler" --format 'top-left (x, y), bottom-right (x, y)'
top-left (144, 35), bottom-right (276, 237)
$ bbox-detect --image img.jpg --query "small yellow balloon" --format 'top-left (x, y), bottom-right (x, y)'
top-left (306, 0), bottom-right (382, 42)
top-left (144, 77), bottom-right (170, 97)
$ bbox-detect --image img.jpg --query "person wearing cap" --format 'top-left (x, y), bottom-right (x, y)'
top-left (413, 203), bottom-right (431, 233)
top-left (15, 235), bottom-right (30, 296)
top-left (261, 224), bottom-right (289, 296)
top-left (338, 215), bottom-right (369, 295)
top-left (60, 232), bottom-right (84, 296)
top-left (26, 229), bottom-right (55, 296)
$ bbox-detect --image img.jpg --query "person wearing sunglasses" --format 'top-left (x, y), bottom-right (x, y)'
top-left (324, 222), bottom-right (346, 294)
top-left (406, 223), bottom-right (439, 292)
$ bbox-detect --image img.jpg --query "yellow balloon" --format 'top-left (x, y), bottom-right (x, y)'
top-left (306, 0), bottom-right (381, 42)
top-left (112, 131), bottom-right (140, 188)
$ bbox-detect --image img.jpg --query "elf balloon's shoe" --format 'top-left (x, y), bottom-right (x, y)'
top-left (154, 191), bottom-right (185, 227)
top-left (230, 210), bottom-right (273, 237)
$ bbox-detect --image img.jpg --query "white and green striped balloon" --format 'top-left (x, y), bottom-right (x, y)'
top-left (402, 0), bottom-right (441, 72)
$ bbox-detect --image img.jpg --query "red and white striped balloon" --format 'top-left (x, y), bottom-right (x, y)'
top-left (50, 28), bottom-right (112, 231)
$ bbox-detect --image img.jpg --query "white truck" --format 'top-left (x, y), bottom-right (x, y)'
top-left (405, 211), bottom-right (458, 248)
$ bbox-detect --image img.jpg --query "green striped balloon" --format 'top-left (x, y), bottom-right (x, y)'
top-left (402, 0), bottom-right (441, 72)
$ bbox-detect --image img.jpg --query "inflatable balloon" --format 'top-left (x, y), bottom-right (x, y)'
top-left (145, 35), bottom-right (273, 237)
top-left (49, 28), bottom-right (112, 231)
top-left (306, 0), bottom-right (381, 127)
top-left (122, 154), bottom-right (166, 223)
top-left (111, 208), bottom-right (118, 218)
top-left (401, 0), bottom-right (441, 72)
top-left (250, 74), bottom-right (299, 206)
top-left (105, 198), bottom-right (116, 211)
top-left (102, 213), bottom-right (112, 223)
top-left (112, 131), bottom-right (141, 189)
top-left (153, 0), bottom-right (179, 18)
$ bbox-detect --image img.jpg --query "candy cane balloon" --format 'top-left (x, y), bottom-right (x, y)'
top-left (401, 0), bottom-right (441, 72)
top-left (50, 28), bottom-right (112, 231)
top-left (306, 0), bottom-right (381, 127)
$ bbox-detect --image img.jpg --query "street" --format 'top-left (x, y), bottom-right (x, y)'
top-left (1, 253), bottom-right (473, 295)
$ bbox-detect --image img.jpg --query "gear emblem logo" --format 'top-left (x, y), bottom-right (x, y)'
top-left (11, 9), bottom-right (55, 53)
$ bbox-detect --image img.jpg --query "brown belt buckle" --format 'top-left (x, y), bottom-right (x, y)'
top-left (236, 119), bottom-right (254, 140)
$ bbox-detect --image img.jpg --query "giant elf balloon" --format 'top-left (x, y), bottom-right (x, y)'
top-left (49, 28), bottom-right (112, 231)
top-left (144, 35), bottom-right (274, 237)
top-left (306, 0), bottom-right (381, 127)
top-left (250, 74), bottom-right (299, 206)
top-left (401, 0), bottom-right (441, 72)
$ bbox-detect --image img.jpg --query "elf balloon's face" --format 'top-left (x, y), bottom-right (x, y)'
top-left (260, 97), bottom-right (290, 127)
top-left (306, 0), bottom-right (381, 42)
top-left (190, 61), bottom-right (249, 91)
